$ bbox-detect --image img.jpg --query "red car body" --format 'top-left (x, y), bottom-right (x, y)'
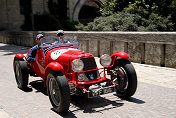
top-left (16, 47), bottom-right (130, 88)
top-left (14, 35), bottom-right (137, 113)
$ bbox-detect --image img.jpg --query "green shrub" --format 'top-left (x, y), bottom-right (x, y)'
top-left (77, 7), bottom-right (173, 31)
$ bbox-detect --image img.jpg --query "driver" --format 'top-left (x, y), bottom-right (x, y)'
top-left (27, 34), bottom-right (44, 63)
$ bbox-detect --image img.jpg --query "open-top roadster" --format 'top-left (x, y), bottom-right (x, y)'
top-left (13, 35), bottom-right (137, 113)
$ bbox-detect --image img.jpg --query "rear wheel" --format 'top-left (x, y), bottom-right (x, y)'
top-left (111, 59), bottom-right (137, 99)
top-left (13, 59), bottom-right (29, 89)
top-left (47, 71), bottom-right (70, 113)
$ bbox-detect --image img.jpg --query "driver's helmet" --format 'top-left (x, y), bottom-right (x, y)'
top-left (56, 30), bottom-right (64, 37)
top-left (36, 34), bottom-right (44, 40)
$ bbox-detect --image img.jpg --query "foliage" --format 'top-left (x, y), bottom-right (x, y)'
top-left (76, 0), bottom-right (174, 31)
top-left (100, 0), bottom-right (135, 16)
top-left (168, 0), bottom-right (176, 30)
top-left (100, 0), bottom-right (176, 17)
top-left (77, 9), bottom-right (173, 31)
top-left (80, 12), bottom-right (138, 31)
top-left (125, 1), bottom-right (174, 31)
top-left (143, 13), bottom-right (173, 31)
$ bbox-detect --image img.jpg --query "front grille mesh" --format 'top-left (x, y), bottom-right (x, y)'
top-left (81, 57), bottom-right (98, 80)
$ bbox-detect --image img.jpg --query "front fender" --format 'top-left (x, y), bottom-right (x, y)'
top-left (45, 62), bottom-right (64, 79)
top-left (110, 52), bottom-right (129, 67)
top-left (111, 52), bottom-right (129, 60)
top-left (107, 52), bottom-right (129, 74)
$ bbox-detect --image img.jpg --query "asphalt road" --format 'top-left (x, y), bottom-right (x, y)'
top-left (0, 43), bottom-right (176, 118)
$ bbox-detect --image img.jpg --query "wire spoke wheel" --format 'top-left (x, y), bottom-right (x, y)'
top-left (112, 66), bottom-right (128, 93)
top-left (47, 71), bottom-right (70, 113)
top-left (49, 77), bottom-right (61, 107)
top-left (111, 59), bottom-right (137, 99)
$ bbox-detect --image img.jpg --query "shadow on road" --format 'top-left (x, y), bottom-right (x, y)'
top-left (0, 44), bottom-right (30, 55)
top-left (113, 94), bottom-right (145, 104)
top-left (70, 95), bottom-right (124, 114)
top-left (28, 80), bottom-right (144, 117)
top-left (28, 80), bottom-right (125, 117)
top-left (20, 87), bottom-right (33, 92)
top-left (51, 108), bottom-right (77, 118)
top-left (50, 95), bottom-right (124, 118)
top-left (126, 97), bottom-right (145, 104)
top-left (29, 80), bottom-right (48, 96)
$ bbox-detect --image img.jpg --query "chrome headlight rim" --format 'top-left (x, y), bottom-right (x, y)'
top-left (100, 54), bottom-right (112, 67)
top-left (72, 59), bottom-right (84, 72)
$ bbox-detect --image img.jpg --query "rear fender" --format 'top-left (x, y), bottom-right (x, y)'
top-left (13, 53), bottom-right (26, 73)
top-left (14, 53), bottom-right (25, 59)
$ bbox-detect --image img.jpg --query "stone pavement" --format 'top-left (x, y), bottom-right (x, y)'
top-left (0, 43), bottom-right (176, 118)
top-left (0, 108), bottom-right (11, 118)
top-left (133, 63), bottom-right (176, 90)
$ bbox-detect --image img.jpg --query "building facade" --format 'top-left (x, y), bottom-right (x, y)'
top-left (0, 0), bottom-right (103, 31)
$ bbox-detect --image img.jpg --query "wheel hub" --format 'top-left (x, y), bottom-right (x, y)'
top-left (52, 89), bottom-right (56, 95)
top-left (112, 66), bottom-right (128, 92)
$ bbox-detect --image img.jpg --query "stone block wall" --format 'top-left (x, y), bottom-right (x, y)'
top-left (0, 0), bottom-right (24, 31)
top-left (0, 31), bottom-right (176, 68)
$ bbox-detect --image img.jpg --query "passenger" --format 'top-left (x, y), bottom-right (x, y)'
top-left (55, 30), bottom-right (70, 44)
top-left (56, 30), bottom-right (64, 43)
top-left (27, 34), bottom-right (44, 63)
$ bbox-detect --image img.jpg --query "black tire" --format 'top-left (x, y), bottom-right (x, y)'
top-left (47, 71), bottom-right (70, 113)
top-left (111, 59), bottom-right (137, 99)
top-left (13, 59), bottom-right (29, 89)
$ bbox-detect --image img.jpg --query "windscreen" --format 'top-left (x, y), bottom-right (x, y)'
top-left (40, 34), bottom-right (79, 49)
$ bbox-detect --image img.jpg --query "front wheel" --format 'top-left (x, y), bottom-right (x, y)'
top-left (47, 71), bottom-right (70, 113)
top-left (111, 59), bottom-right (137, 99)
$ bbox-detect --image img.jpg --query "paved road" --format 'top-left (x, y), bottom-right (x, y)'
top-left (0, 43), bottom-right (176, 118)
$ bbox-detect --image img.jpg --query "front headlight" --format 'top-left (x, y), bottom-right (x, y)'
top-left (72, 59), bottom-right (84, 72)
top-left (100, 54), bottom-right (112, 67)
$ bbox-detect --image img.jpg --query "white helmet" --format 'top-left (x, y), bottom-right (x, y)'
top-left (36, 34), bottom-right (44, 39)
top-left (56, 30), bottom-right (64, 36)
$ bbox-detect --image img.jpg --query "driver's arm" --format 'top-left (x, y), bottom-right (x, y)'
top-left (27, 45), bottom-right (39, 63)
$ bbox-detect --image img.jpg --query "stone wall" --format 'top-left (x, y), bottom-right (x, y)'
top-left (0, 0), bottom-right (49, 31)
top-left (0, 0), bottom-right (24, 31)
top-left (0, 0), bottom-right (102, 30)
top-left (0, 31), bottom-right (176, 68)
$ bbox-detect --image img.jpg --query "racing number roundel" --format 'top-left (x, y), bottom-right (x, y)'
top-left (51, 48), bottom-right (77, 60)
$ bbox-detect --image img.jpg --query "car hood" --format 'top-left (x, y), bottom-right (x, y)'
top-left (46, 47), bottom-right (94, 72)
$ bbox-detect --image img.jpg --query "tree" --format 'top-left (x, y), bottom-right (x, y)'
top-left (77, 6), bottom-right (173, 31)
top-left (100, 0), bottom-right (135, 16)
top-left (76, 0), bottom-right (174, 31)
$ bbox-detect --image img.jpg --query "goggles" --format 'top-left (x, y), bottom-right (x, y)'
top-left (57, 33), bottom-right (64, 36)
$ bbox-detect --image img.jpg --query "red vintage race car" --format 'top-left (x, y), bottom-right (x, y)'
top-left (13, 35), bottom-right (137, 113)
